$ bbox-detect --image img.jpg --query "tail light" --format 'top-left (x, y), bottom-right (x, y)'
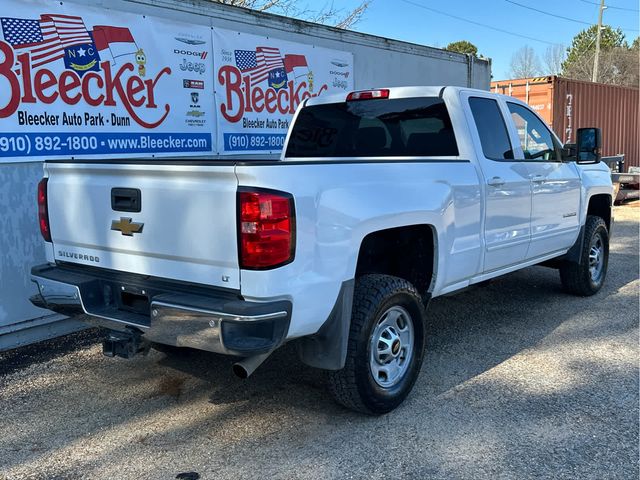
top-left (346, 89), bottom-right (390, 101)
top-left (238, 189), bottom-right (295, 269)
top-left (37, 178), bottom-right (51, 242)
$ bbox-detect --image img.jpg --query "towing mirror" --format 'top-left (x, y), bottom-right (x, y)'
top-left (575, 127), bottom-right (602, 164)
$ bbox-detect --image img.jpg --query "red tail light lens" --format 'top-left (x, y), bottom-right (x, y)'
top-left (37, 178), bottom-right (51, 242)
top-left (239, 189), bottom-right (295, 269)
top-left (346, 89), bottom-right (390, 101)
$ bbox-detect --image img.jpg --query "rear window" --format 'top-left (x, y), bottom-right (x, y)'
top-left (285, 97), bottom-right (459, 158)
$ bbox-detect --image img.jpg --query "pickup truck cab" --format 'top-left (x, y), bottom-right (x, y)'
top-left (31, 86), bottom-right (614, 414)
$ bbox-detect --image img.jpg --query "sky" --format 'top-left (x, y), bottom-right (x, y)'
top-left (306, 0), bottom-right (640, 79)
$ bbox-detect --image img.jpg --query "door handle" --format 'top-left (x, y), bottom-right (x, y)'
top-left (111, 188), bottom-right (141, 212)
top-left (487, 177), bottom-right (505, 187)
top-left (531, 175), bottom-right (545, 183)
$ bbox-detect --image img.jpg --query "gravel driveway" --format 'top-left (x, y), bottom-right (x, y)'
top-left (1, 205), bottom-right (638, 480)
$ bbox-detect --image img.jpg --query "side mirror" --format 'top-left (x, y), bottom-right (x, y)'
top-left (575, 127), bottom-right (602, 164)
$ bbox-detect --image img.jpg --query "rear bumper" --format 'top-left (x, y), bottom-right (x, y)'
top-left (30, 264), bottom-right (291, 356)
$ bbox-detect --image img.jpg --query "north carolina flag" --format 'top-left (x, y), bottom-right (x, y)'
top-left (92, 25), bottom-right (137, 63)
top-left (283, 54), bottom-right (308, 78)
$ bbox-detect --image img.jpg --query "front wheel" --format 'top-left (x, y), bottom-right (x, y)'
top-left (328, 274), bottom-right (427, 414)
top-left (560, 215), bottom-right (609, 296)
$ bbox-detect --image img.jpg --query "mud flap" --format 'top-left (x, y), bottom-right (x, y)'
top-left (296, 280), bottom-right (354, 371)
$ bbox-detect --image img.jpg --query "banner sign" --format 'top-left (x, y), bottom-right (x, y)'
top-left (213, 28), bottom-right (353, 154)
top-left (0, 0), bottom-right (214, 161)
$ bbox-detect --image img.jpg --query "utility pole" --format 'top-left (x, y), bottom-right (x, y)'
top-left (592, 0), bottom-right (606, 82)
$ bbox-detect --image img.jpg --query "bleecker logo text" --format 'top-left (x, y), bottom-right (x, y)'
top-left (218, 65), bottom-right (328, 123)
top-left (0, 41), bottom-right (172, 128)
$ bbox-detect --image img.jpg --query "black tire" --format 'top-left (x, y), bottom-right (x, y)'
top-left (560, 215), bottom-right (609, 296)
top-left (328, 274), bottom-right (427, 415)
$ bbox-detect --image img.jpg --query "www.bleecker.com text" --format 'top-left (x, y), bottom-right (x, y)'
top-left (17, 111), bottom-right (131, 127)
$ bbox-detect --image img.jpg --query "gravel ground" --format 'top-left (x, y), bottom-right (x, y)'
top-left (1, 204), bottom-right (638, 480)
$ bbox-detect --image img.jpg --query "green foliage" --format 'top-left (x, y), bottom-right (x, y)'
top-left (445, 40), bottom-right (479, 57)
top-left (562, 25), bottom-right (626, 72)
top-left (561, 25), bottom-right (638, 86)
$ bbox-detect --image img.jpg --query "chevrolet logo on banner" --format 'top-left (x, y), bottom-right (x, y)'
top-left (111, 217), bottom-right (144, 236)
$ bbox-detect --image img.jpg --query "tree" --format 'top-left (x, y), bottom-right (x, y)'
top-left (509, 45), bottom-right (542, 78)
top-left (212, 0), bottom-right (372, 29)
top-left (560, 25), bottom-right (638, 86)
top-left (562, 25), bottom-right (626, 71)
top-left (543, 44), bottom-right (565, 75)
top-left (445, 40), bottom-right (479, 57)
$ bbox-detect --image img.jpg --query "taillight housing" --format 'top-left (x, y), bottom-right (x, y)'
top-left (238, 188), bottom-right (295, 270)
top-left (37, 178), bottom-right (51, 242)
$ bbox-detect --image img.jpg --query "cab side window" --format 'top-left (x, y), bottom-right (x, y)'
top-left (507, 102), bottom-right (558, 161)
top-left (468, 97), bottom-right (514, 160)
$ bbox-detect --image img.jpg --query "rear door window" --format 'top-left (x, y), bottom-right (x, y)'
top-left (285, 97), bottom-right (459, 158)
top-left (468, 97), bottom-right (514, 160)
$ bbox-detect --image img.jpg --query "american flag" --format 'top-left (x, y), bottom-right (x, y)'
top-left (1, 14), bottom-right (92, 68)
top-left (234, 46), bottom-right (285, 84)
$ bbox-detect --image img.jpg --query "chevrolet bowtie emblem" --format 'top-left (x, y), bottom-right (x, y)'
top-left (111, 217), bottom-right (144, 236)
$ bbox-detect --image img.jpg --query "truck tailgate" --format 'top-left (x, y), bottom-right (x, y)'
top-left (45, 162), bottom-right (240, 289)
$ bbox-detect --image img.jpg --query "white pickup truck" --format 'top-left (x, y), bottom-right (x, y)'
top-left (31, 86), bottom-right (613, 414)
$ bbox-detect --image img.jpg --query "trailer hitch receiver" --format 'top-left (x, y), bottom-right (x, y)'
top-left (102, 329), bottom-right (146, 359)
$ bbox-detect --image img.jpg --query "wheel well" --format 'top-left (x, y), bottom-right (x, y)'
top-left (355, 225), bottom-right (435, 299)
top-left (587, 194), bottom-right (612, 231)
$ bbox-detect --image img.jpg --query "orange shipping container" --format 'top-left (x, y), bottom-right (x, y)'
top-left (491, 76), bottom-right (639, 171)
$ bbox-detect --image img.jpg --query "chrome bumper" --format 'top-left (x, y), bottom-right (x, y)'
top-left (30, 264), bottom-right (291, 356)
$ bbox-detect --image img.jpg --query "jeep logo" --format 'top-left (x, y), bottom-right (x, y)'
top-left (179, 58), bottom-right (206, 75)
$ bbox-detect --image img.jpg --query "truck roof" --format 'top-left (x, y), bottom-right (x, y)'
top-left (305, 86), bottom-right (517, 107)
top-left (304, 85), bottom-right (526, 112)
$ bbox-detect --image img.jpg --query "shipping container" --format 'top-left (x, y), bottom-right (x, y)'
top-left (491, 76), bottom-right (639, 171)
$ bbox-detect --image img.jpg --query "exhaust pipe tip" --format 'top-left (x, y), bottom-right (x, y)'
top-left (232, 363), bottom-right (250, 379)
top-left (232, 351), bottom-right (272, 379)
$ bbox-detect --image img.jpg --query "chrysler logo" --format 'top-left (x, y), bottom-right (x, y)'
top-left (111, 217), bottom-right (144, 236)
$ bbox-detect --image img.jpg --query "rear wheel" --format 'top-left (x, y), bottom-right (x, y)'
top-left (328, 274), bottom-right (427, 414)
top-left (560, 215), bottom-right (609, 296)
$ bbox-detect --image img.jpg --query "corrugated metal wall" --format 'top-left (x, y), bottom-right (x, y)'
top-left (551, 78), bottom-right (639, 171)
top-left (491, 76), bottom-right (555, 125)
top-left (491, 76), bottom-right (639, 171)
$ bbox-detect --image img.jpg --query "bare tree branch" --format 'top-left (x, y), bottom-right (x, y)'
top-left (543, 44), bottom-right (565, 75)
top-left (509, 45), bottom-right (542, 78)
top-left (563, 47), bottom-right (639, 87)
top-left (209, 0), bottom-right (371, 29)
top-left (334, 1), bottom-right (371, 29)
